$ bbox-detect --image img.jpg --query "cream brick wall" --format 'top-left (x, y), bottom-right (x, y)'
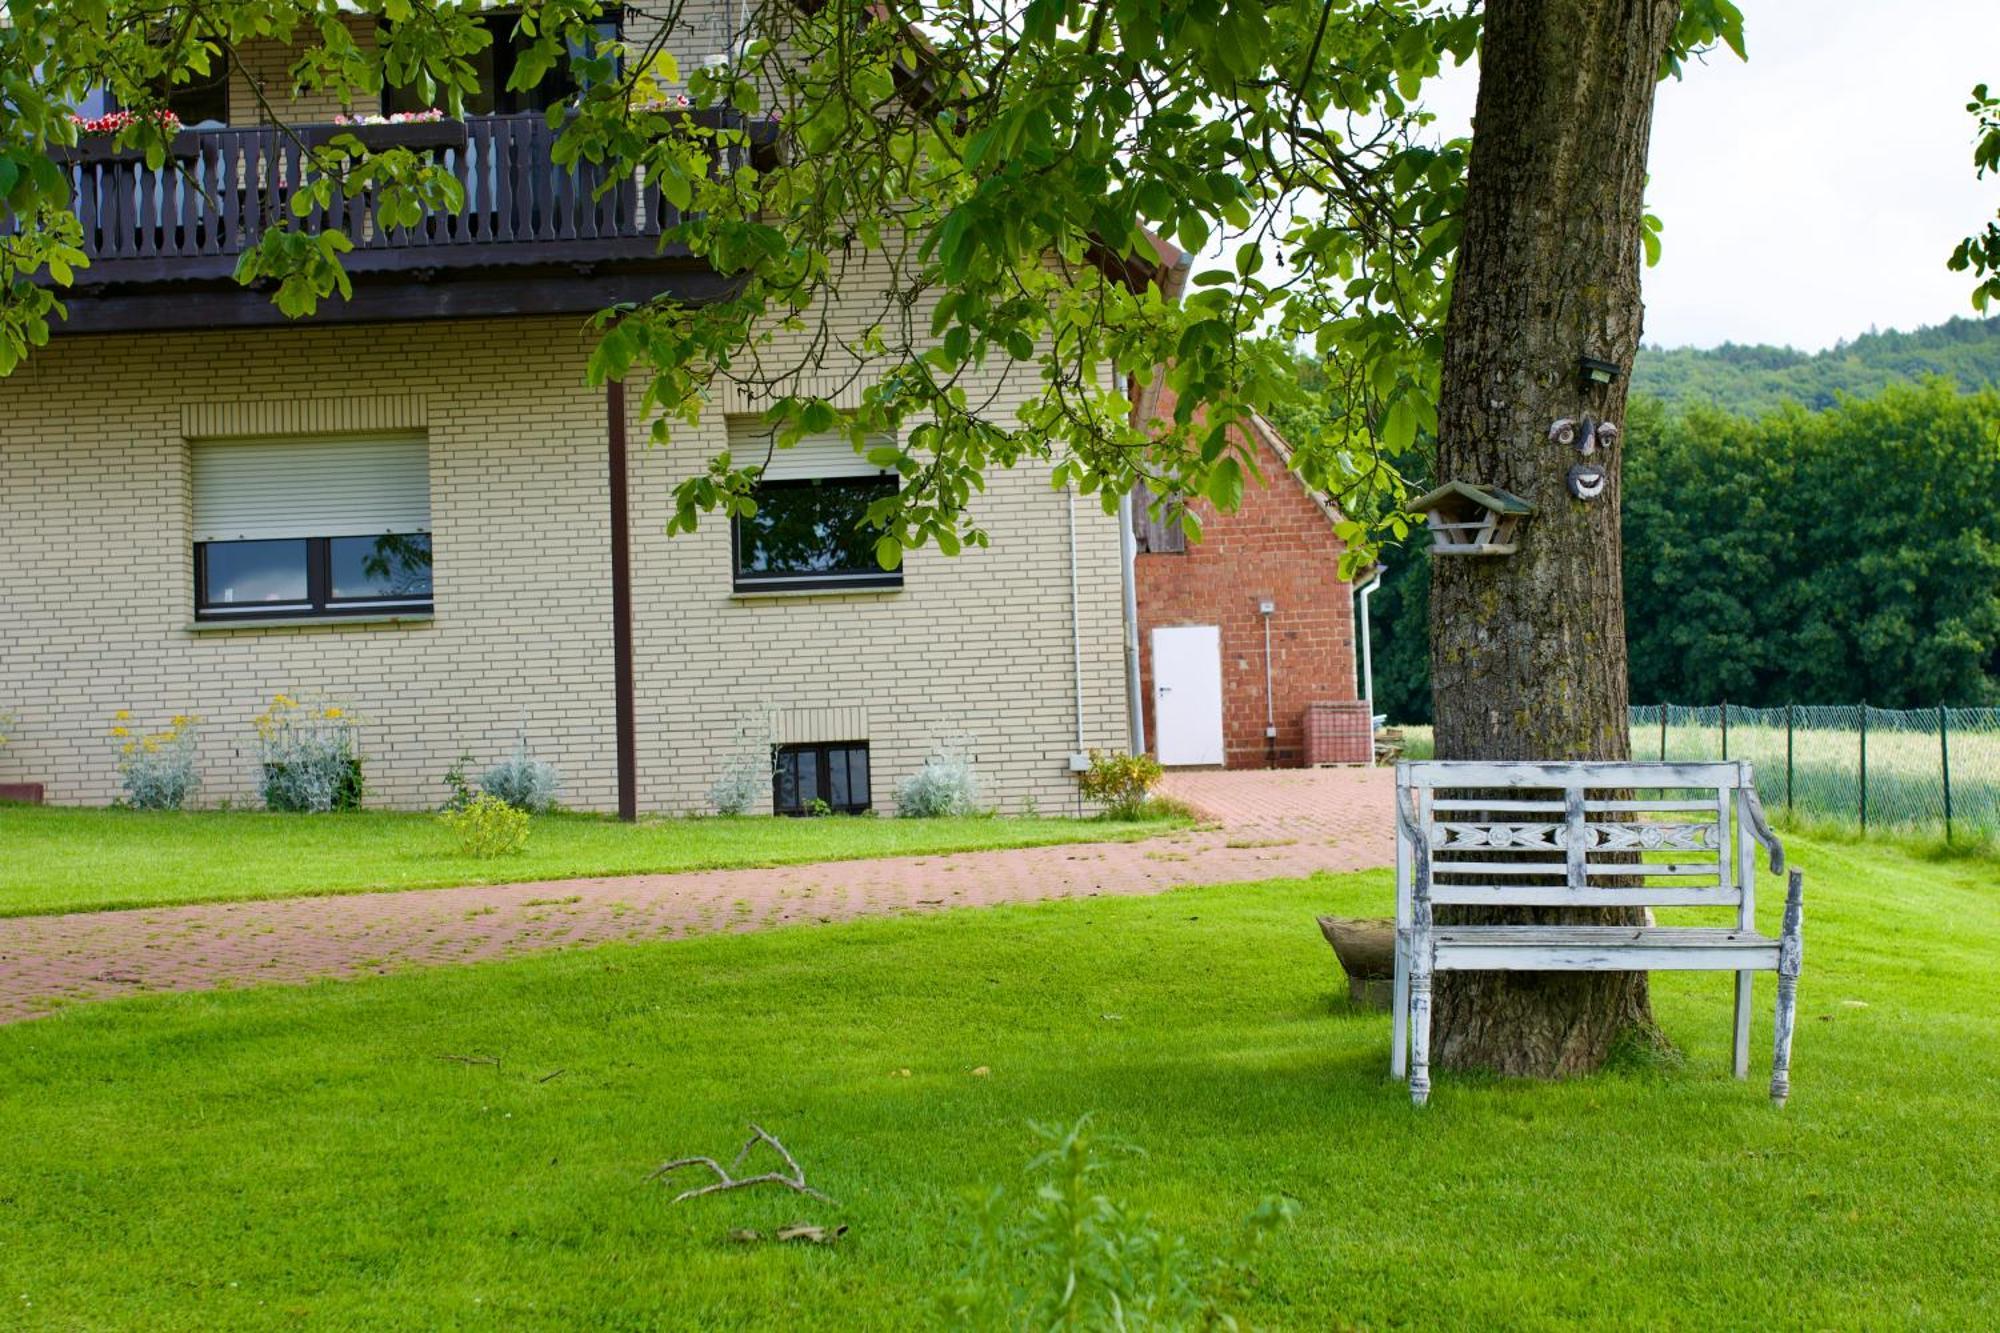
top-left (0, 317), bottom-right (1131, 815)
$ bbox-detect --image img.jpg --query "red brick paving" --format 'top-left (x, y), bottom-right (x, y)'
top-left (0, 768), bottom-right (1392, 1023)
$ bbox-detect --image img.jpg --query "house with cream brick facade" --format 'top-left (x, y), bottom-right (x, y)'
top-left (0, 6), bottom-right (1368, 816)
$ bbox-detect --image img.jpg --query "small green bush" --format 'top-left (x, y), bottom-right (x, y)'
top-left (439, 792), bottom-right (530, 857)
top-left (480, 741), bottom-right (562, 813)
top-left (708, 749), bottom-right (768, 815)
top-left (898, 747), bottom-right (981, 817)
top-left (1076, 750), bottom-right (1164, 820)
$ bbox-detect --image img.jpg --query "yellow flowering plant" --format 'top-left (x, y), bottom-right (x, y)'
top-left (109, 711), bottom-right (201, 810)
top-left (256, 692), bottom-right (364, 812)
top-left (0, 708), bottom-right (18, 748)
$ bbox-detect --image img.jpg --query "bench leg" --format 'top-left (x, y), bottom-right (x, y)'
top-left (1391, 937), bottom-right (1409, 1080)
top-left (1772, 870), bottom-right (1805, 1107)
top-left (1732, 971), bottom-right (1753, 1080)
top-left (1407, 945), bottom-right (1433, 1108)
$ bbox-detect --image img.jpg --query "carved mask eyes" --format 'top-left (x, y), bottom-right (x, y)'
top-left (1568, 462), bottom-right (1607, 500)
top-left (1548, 418), bottom-right (1576, 447)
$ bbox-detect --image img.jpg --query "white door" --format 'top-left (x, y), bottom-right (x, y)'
top-left (1153, 625), bottom-right (1225, 766)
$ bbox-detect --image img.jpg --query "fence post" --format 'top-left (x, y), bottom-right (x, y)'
top-left (1859, 703), bottom-right (1869, 835)
top-left (1940, 703), bottom-right (1953, 844)
top-left (1721, 699), bottom-right (1729, 760)
top-left (1660, 706), bottom-right (1668, 761)
top-left (1786, 702), bottom-right (1795, 813)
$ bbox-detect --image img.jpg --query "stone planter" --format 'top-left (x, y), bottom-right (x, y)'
top-left (0, 782), bottom-right (45, 804)
top-left (1317, 915), bottom-right (1397, 1010)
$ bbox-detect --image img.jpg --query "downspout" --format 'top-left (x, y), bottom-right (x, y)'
top-left (607, 381), bottom-right (638, 820)
top-left (1118, 492), bottom-right (1146, 755)
top-left (1068, 485), bottom-right (1087, 814)
top-left (1354, 566), bottom-right (1384, 727)
top-left (1068, 485), bottom-right (1085, 753)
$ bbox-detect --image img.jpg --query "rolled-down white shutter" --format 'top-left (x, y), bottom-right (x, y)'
top-left (725, 419), bottom-right (892, 481)
top-left (191, 436), bottom-right (431, 542)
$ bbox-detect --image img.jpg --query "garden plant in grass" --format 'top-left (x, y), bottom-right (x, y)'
top-left (255, 693), bottom-right (364, 813)
top-left (941, 1115), bottom-right (1297, 1329)
top-left (1077, 750), bottom-right (1164, 821)
top-left (897, 745), bottom-right (982, 818)
top-left (708, 749), bottom-right (769, 816)
top-left (108, 711), bottom-right (199, 812)
top-left (480, 741), bottom-right (563, 814)
top-left (439, 792), bottom-right (531, 858)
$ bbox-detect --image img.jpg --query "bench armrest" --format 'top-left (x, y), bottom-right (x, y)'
top-left (1395, 787), bottom-right (1432, 908)
top-left (1741, 787), bottom-right (1785, 875)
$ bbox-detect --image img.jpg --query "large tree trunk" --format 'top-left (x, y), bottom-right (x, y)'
top-left (1427, 0), bottom-right (1680, 1077)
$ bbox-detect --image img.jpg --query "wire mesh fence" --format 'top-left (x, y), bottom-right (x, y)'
top-left (1630, 704), bottom-right (2000, 840)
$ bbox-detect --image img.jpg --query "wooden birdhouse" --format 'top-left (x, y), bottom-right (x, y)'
top-left (1408, 481), bottom-right (1534, 556)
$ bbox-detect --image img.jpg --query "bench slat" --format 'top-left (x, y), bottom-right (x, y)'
top-left (1427, 886), bottom-right (1742, 907)
top-left (1404, 760), bottom-right (1743, 790)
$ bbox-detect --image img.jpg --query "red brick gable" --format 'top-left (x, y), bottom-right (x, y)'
top-left (1134, 402), bottom-right (1365, 768)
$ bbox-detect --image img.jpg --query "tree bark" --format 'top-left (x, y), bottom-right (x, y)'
top-left (1427, 0), bottom-right (1681, 1077)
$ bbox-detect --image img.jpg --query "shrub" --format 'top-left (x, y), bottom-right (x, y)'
top-left (481, 741), bottom-right (561, 813)
top-left (256, 693), bottom-right (364, 813)
top-left (897, 747), bottom-right (981, 818)
top-left (1076, 749), bottom-right (1164, 820)
top-left (708, 748), bottom-right (768, 816)
top-left (0, 708), bottom-right (17, 749)
top-left (439, 791), bottom-right (530, 857)
top-left (939, 1116), bottom-right (1297, 1330)
top-left (110, 711), bottom-right (200, 810)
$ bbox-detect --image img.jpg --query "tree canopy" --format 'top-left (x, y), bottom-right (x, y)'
top-left (1, 0), bottom-right (1746, 572)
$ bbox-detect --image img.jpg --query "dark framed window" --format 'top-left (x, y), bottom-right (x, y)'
top-left (733, 475), bottom-right (901, 592)
top-left (773, 743), bottom-right (870, 815)
top-left (383, 11), bottom-right (623, 116)
top-left (195, 533), bottom-right (433, 620)
top-left (109, 55), bottom-right (231, 126)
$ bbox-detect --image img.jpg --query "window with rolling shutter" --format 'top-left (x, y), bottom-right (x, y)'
top-left (725, 417), bottom-right (902, 592)
top-left (190, 436), bottom-right (433, 620)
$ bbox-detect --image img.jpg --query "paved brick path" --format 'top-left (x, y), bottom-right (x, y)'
top-left (0, 768), bottom-right (1392, 1023)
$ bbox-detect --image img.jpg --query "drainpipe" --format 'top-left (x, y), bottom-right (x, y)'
top-left (1259, 599), bottom-right (1277, 756)
top-left (1118, 492), bottom-right (1146, 755)
top-left (1354, 566), bottom-right (1384, 728)
top-left (1067, 485), bottom-right (1088, 814)
top-left (607, 381), bottom-right (637, 820)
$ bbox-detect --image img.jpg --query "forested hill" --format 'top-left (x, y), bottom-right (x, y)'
top-left (1632, 315), bottom-right (2000, 415)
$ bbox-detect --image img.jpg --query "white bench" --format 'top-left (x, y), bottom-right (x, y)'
top-left (1392, 760), bottom-right (1804, 1107)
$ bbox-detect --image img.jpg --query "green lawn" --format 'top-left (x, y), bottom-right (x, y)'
top-left (0, 805), bottom-right (1176, 917)
top-left (1, 834), bottom-right (1994, 1328)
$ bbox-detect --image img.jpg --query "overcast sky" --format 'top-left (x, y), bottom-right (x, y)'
top-left (1417, 0), bottom-right (2000, 351)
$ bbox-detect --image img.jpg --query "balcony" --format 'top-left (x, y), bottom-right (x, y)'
top-left (44, 112), bottom-right (770, 334)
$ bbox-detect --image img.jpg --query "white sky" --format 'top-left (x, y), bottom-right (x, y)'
top-left (1416, 0), bottom-right (2000, 351)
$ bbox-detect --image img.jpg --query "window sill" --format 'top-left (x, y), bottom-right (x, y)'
top-left (730, 584), bottom-right (904, 602)
top-left (184, 612), bottom-right (436, 633)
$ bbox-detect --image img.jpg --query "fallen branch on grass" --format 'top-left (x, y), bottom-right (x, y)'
top-left (648, 1124), bottom-right (838, 1206)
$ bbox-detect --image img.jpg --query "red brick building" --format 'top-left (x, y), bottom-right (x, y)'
top-left (1132, 412), bottom-right (1374, 769)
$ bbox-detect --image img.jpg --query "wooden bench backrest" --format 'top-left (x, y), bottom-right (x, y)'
top-left (1394, 761), bottom-right (1768, 927)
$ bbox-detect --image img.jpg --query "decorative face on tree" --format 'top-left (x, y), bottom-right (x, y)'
top-left (1551, 415), bottom-right (1619, 500)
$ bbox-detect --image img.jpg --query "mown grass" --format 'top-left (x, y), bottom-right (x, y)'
top-left (0, 805), bottom-right (1175, 918)
top-left (1, 834), bottom-right (1994, 1328)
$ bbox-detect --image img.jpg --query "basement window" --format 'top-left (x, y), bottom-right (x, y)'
top-left (191, 436), bottom-right (433, 621)
top-left (773, 742), bottom-right (871, 815)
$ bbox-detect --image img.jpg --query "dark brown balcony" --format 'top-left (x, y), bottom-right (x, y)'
top-left (43, 112), bottom-right (769, 334)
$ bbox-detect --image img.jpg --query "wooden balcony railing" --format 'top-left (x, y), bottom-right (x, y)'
top-left (48, 113), bottom-right (728, 284)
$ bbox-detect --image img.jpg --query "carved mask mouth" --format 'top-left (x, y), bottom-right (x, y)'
top-left (1568, 463), bottom-right (1607, 500)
